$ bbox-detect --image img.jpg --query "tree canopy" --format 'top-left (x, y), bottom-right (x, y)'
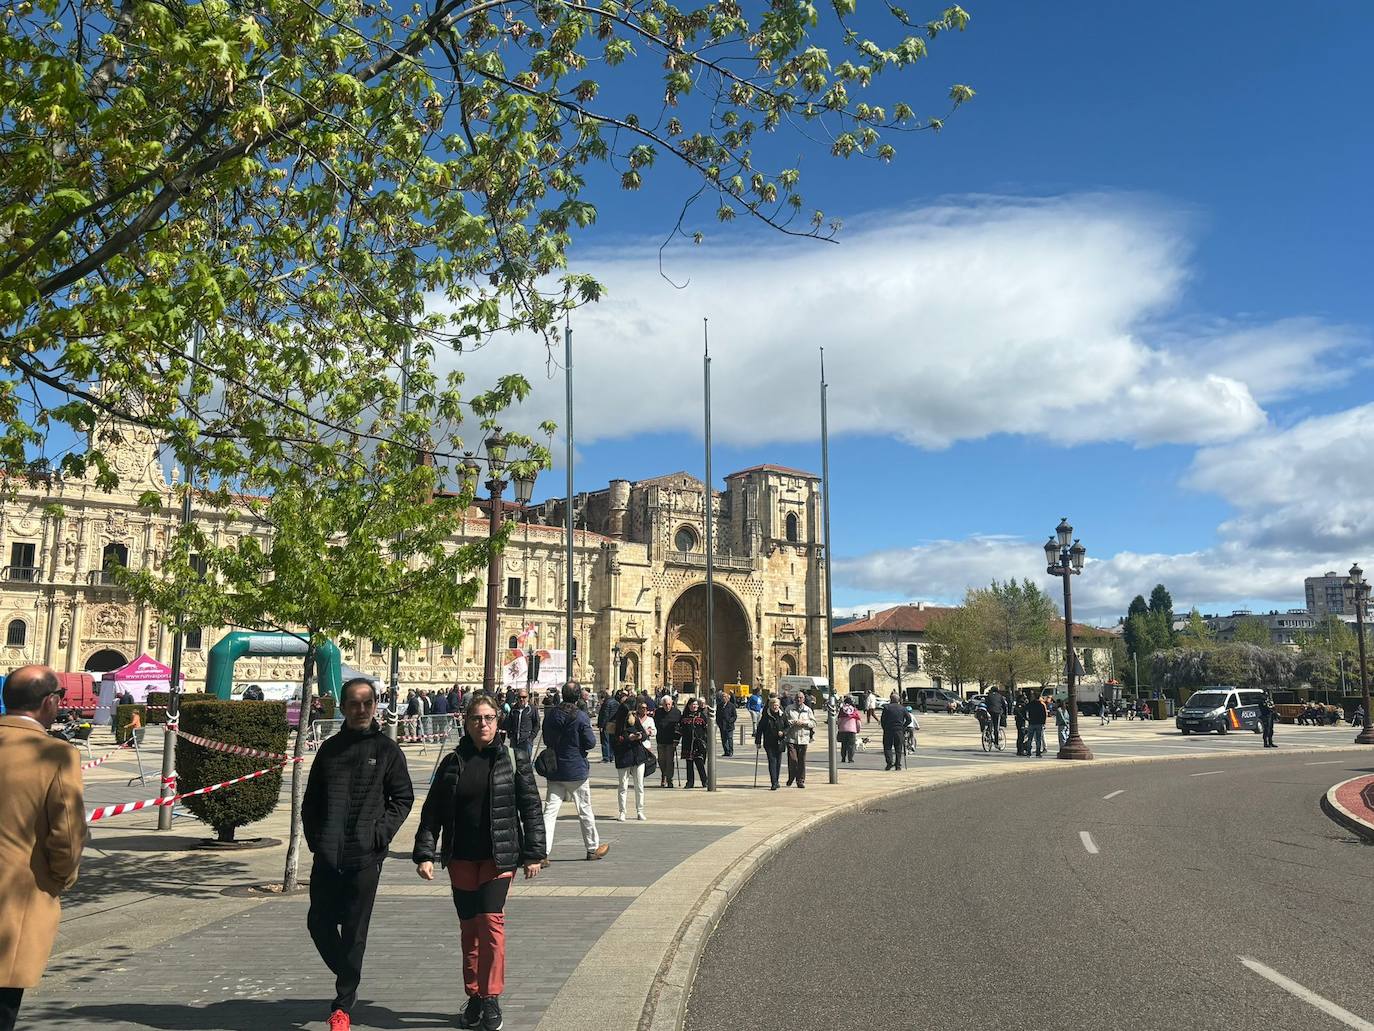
top-left (2, 0), bottom-right (974, 489)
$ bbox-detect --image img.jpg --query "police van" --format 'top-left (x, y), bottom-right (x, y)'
top-left (1175, 686), bottom-right (1265, 735)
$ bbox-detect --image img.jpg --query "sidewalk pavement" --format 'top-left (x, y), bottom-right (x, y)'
top-left (27, 715), bottom-right (1371, 1031)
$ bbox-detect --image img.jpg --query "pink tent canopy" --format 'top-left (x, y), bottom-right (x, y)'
top-left (104, 654), bottom-right (185, 684)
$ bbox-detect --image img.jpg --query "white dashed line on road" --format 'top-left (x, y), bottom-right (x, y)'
top-left (1306, 760), bottom-right (1347, 766)
top-left (1189, 771), bottom-right (1225, 777)
top-left (1102, 790), bottom-right (1125, 800)
top-left (1079, 831), bottom-right (1099, 854)
top-left (1239, 957), bottom-right (1374, 1030)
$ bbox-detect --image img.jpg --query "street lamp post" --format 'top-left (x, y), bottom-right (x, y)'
top-left (473, 433), bottom-right (537, 695)
top-left (1347, 563), bottom-right (1372, 745)
top-left (1044, 518), bottom-right (1092, 761)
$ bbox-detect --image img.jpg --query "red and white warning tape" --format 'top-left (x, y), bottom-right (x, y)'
top-left (172, 727), bottom-right (288, 762)
top-left (85, 757), bottom-right (301, 823)
top-left (81, 740), bottom-right (135, 770)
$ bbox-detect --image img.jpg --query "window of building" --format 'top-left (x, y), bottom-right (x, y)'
top-left (506, 576), bottom-right (522, 608)
top-left (102, 542), bottom-right (129, 570)
top-left (572, 581), bottom-right (581, 609)
top-left (8, 542), bottom-right (36, 581)
top-left (442, 643), bottom-right (455, 657)
top-left (508, 635), bottom-right (519, 650)
top-left (674, 526), bottom-right (697, 552)
top-left (784, 512), bottom-right (799, 543)
top-left (906, 644), bottom-right (919, 670)
top-left (371, 639), bottom-right (384, 656)
top-left (189, 553), bottom-right (209, 579)
top-left (6, 619), bottom-right (26, 647)
top-left (185, 626), bottom-right (203, 650)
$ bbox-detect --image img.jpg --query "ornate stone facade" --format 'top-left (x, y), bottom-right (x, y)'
top-left (1, 426), bottom-right (827, 696)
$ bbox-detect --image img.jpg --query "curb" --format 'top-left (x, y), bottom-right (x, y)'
top-left (643, 743), bottom-right (1374, 1031)
top-left (1321, 774), bottom-right (1374, 843)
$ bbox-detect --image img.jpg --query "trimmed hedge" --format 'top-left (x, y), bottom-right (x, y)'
top-left (144, 691), bottom-right (213, 725)
top-left (177, 700), bottom-right (289, 842)
top-left (114, 704), bottom-right (147, 744)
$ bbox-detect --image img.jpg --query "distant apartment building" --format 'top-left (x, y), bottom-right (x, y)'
top-left (1205, 609), bottom-right (1317, 648)
top-left (1305, 571), bottom-right (1372, 619)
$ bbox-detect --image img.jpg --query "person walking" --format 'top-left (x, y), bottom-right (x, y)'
top-left (612, 698), bottom-right (654, 821)
top-left (414, 694), bottom-right (546, 1030)
top-left (540, 683), bottom-right (610, 862)
top-left (836, 695), bottom-right (862, 763)
top-left (1260, 692), bottom-right (1278, 748)
top-left (755, 695), bottom-right (789, 789)
top-left (1055, 697), bottom-right (1071, 750)
top-left (653, 694), bottom-right (681, 787)
top-left (1026, 692), bottom-right (1048, 758)
top-left (677, 697), bottom-right (710, 788)
top-left (303, 678), bottom-right (414, 1031)
top-left (1013, 691), bottom-right (1029, 756)
top-left (502, 688), bottom-right (540, 756)
top-left (716, 692), bottom-right (737, 758)
top-left (865, 689), bottom-right (878, 724)
top-left (880, 691), bottom-right (907, 771)
top-left (0, 666), bottom-right (85, 1031)
top-left (596, 689), bottom-right (618, 763)
top-left (784, 693), bottom-right (815, 788)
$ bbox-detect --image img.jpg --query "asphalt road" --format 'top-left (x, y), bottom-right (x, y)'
top-left (685, 749), bottom-right (1374, 1031)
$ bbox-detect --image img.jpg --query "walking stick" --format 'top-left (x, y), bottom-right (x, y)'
top-left (753, 743), bottom-right (761, 788)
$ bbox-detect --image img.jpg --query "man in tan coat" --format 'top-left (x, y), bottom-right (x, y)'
top-left (0, 665), bottom-right (85, 1031)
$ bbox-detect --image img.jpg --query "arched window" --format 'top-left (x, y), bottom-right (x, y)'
top-left (784, 512), bottom-right (799, 543)
top-left (6, 619), bottom-right (26, 647)
top-left (674, 525), bottom-right (698, 552)
top-left (508, 635), bottom-right (519, 650)
top-left (102, 542), bottom-right (129, 570)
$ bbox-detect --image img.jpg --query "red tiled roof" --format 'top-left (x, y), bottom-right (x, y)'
top-left (725, 464), bottom-right (820, 481)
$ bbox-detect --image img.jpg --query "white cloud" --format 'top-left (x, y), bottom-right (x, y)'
top-left (448, 194), bottom-right (1354, 452)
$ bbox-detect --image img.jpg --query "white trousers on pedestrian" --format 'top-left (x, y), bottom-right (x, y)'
top-left (543, 778), bottom-right (599, 854)
top-left (617, 763), bottom-right (645, 818)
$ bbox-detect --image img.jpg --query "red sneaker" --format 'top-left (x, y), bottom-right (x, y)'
top-left (328, 1010), bottom-right (351, 1031)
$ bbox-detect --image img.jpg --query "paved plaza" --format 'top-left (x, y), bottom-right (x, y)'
top-left (26, 714), bottom-right (1370, 1030)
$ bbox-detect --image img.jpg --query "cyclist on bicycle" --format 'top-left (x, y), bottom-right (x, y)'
top-left (985, 687), bottom-right (1007, 746)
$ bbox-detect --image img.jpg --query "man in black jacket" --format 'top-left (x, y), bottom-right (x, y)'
top-left (303, 678), bottom-right (414, 1031)
top-left (716, 692), bottom-right (737, 757)
top-left (502, 688), bottom-right (540, 755)
top-left (880, 692), bottom-right (908, 770)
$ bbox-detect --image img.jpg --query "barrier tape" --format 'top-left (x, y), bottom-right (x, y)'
top-left (80, 739), bottom-right (135, 771)
top-left (86, 757), bottom-right (301, 823)
top-left (173, 727), bottom-right (288, 762)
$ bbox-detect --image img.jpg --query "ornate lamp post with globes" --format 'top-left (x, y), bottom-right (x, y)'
top-left (1346, 563), bottom-right (1372, 745)
top-left (462, 431), bottom-right (537, 695)
top-left (1044, 518), bottom-right (1092, 761)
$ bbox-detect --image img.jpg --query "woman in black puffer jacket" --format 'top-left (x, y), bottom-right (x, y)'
top-left (676, 697), bottom-right (710, 788)
top-left (413, 695), bottom-right (546, 1031)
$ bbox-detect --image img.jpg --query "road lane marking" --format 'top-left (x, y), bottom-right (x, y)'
top-left (1102, 790), bottom-right (1125, 800)
top-left (1189, 770), bottom-right (1225, 777)
top-left (1079, 831), bottom-right (1099, 854)
top-left (1239, 957), bottom-right (1374, 1030)
top-left (1306, 760), bottom-right (1346, 765)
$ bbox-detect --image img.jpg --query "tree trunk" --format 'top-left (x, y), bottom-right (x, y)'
top-left (217, 825), bottom-right (235, 843)
top-left (282, 633), bottom-right (317, 892)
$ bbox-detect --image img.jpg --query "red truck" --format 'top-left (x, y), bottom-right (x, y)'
top-left (58, 671), bottom-right (98, 718)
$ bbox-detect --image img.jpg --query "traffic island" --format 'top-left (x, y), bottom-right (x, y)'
top-left (1321, 774), bottom-right (1374, 842)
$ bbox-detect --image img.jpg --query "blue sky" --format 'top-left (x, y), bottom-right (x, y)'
top-left (476, 1), bottom-right (1373, 624)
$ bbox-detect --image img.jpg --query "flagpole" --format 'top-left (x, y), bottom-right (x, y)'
top-left (565, 321), bottom-right (576, 679)
top-left (703, 318), bottom-right (718, 792)
top-left (821, 348), bottom-right (838, 785)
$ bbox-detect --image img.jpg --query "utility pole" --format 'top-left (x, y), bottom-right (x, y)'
top-left (565, 322), bottom-right (576, 678)
top-left (703, 319), bottom-right (718, 791)
top-left (820, 348), bottom-right (838, 785)
top-left (158, 321), bottom-right (201, 830)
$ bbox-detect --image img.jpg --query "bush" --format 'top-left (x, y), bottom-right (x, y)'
top-left (143, 691), bottom-right (213, 725)
top-left (177, 701), bottom-right (289, 842)
top-left (114, 704), bottom-right (147, 744)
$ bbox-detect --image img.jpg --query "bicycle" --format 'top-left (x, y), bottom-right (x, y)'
top-left (980, 719), bottom-right (1004, 752)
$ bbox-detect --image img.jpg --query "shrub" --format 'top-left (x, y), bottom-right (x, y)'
top-left (144, 691), bottom-right (213, 725)
top-left (114, 704), bottom-right (147, 743)
top-left (177, 701), bottom-right (289, 842)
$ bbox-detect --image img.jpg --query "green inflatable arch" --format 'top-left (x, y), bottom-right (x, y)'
top-left (205, 632), bottom-right (343, 701)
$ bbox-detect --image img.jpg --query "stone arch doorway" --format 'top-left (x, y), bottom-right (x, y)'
top-left (671, 656), bottom-right (697, 693)
top-left (848, 663), bottom-right (874, 697)
top-left (665, 582), bottom-right (752, 697)
top-left (778, 653), bottom-right (797, 678)
top-left (85, 648), bottom-right (129, 674)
